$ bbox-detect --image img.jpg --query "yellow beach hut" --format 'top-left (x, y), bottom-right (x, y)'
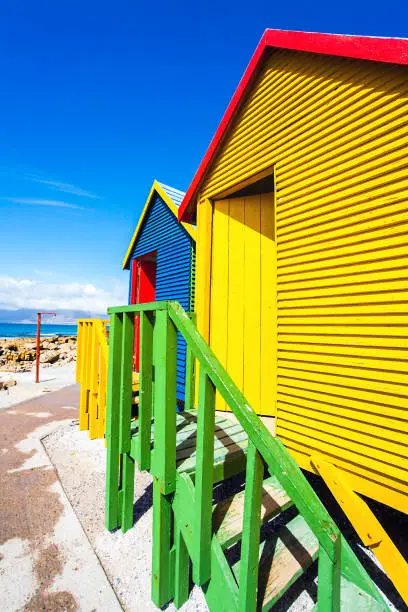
top-left (178, 29), bottom-right (408, 584)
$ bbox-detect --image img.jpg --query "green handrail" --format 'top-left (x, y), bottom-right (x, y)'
top-left (105, 301), bottom-right (386, 611)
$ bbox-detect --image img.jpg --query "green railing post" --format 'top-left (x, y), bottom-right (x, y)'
top-left (184, 344), bottom-right (196, 412)
top-left (184, 312), bottom-right (197, 412)
top-left (238, 441), bottom-right (263, 612)
top-left (119, 312), bottom-right (135, 532)
top-left (152, 309), bottom-right (177, 494)
top-left (138, 310), bottom-right (154, 471)
top-left (105, 312), bottom-right (123, 530)
top-left (193, 369), bottom-right (216, 585)
top-left (152, 476), bottom-right (174, 607)
top-left (317, 540), bottom-right (341, 611)
top-left (174, 525), bottom-right (190, 608)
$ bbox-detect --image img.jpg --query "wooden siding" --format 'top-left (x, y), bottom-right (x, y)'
top-left (197, 49), bottom-right (408, 512)
top-left (130, 192), bottom-right (193, 400)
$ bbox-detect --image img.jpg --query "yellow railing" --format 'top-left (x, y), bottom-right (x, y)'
top-left (77, 319), bottom-right (109, 439)
top-left (77, 318), bottom-right (140, 440)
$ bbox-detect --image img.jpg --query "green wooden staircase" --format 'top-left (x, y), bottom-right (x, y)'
top-left (105, 301), bottom-right (388, 611)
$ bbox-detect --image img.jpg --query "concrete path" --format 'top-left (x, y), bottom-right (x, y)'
top-left (0, 363), bottom-right (77, 411)
top-left (0, 385), bottom-right (121, 612)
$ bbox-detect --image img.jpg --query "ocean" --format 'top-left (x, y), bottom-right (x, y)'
top-left (0, 323), bottom-right (78, 339)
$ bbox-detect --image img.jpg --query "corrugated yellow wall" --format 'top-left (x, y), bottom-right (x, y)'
top-left (197, 49), bottom-right (408, 512)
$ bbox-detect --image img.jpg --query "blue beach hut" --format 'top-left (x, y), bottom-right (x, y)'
top-left (122, 180), bottom-right (196, 402)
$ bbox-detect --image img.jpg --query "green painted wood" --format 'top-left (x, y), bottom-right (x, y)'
top-left (338, 577), bottom-right (387, 611)
top-left (232, 513), bottom-right (319, 611)
top-left (193, 370), bottom-right (216, 585)
top-left (184, 345), bottom-right (195, 412)
top-left (179, 441), bottom-right (248, 482)
top-left (105, 312), bottom-right (123, 531)
top-left (174, 526), bottom-right (189, 609)
top-left (130, 435), bottom-right (139, 462)
top-left (172, 472), bottom-right (239, 611)
top-left (202, 538), bottom-right (240, 612)
top-left (129, 410), bottom-right (246, 484)
top-left (152, 309), bottom-right (177, 494)
top-left (138, 311), bottom-right (154, 471)
top-left (339, 536), bottom-right (388, 607)
top-left (108, 301), bottom-right (168, 314)
top-left (176, 426), bottom-right (247, 461)
top-left (119, 312), bottom-right (134, 454)
top-left (105, 301), bottom-right (388, 612)
top-left (238, 442), bottom-right (264, 612)
top-left (317, 540), bottom-right (341, 611)
top-left (214, 475), bottom-right (293, 549)
top-left (121, 453), bottom-right (135, 533)
top-left (151, 478), bottom-right (174, 607)
top-left (167, 302), bottom-right (341, 561)
top-left (184, 312), bottom-right (197, 412)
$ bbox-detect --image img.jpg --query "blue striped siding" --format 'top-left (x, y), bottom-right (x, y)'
top-left (129, 192), bottom-right (192, 400)
top-left (158, 182), bottom-right (185, 207)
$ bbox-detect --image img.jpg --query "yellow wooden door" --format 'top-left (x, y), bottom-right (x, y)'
top-left (210, 193), bottom-right (277, 416)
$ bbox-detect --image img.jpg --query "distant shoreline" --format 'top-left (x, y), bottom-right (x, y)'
top-left (0, 323), bottom-right (78, 339)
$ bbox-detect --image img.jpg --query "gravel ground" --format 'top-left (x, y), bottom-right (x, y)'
top-left (43, 422), bottom-right (405, 611)
top-left (43, 422), bottom-right (208, 612)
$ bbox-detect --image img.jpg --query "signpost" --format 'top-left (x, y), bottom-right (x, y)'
top-left (35, 312), bottom-right (56, 383)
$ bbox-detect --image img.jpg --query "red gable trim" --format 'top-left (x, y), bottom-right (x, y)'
top-left (178, 29), bottom-right (408, 222)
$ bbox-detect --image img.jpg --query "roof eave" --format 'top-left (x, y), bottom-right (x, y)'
top-left (178, 29), bottom-right (408, 222)
top-left (123, 180), bottom-right (196, 270)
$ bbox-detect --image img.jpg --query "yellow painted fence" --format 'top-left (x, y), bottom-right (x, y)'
top-left (76, 319), bottom-right (109, 439)
top-left (77, 318), bottom-right (140, 440)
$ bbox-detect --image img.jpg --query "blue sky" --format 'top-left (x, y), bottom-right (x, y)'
top-left (0, 1), bottom-right (407, 317)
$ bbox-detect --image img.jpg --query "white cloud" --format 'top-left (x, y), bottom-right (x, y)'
top-left (3, 197), bottom-right (88, 210)
top-left (26, 175), bottom-right (101, 199)
top-left (0, 275), bottom-right (127, 314)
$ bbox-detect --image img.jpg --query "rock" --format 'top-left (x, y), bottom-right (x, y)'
top-left (58, 344), bottom-right (72, 353)
top-left (40, 350), bottom-right (60, 364)
top-left (0, 378), bottom-right (17, 390)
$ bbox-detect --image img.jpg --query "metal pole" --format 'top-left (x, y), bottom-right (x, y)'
top-left (35, 312), bottom-right (56, 383)
top-left (35, 313), bottom-right (41, 383)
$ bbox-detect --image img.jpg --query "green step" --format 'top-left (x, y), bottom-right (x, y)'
top-left (213, 475), bottom-right (294, 549)
top-left (129, 409), bottom-right (248, 481)
top-left (232, 513), bottom-right (318, 610)
top-left (310, 577), bottom-right (387, 611)
top-left (337, 576), bottom-right (387, 611)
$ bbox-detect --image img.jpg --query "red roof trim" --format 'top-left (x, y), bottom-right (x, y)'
top-left (178, 29), bottom-right (408, 222)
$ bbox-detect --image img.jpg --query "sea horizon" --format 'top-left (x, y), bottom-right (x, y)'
top-left (0, 322), bottom-right (78, 339)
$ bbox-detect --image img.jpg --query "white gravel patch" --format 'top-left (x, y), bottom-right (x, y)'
top-left (43, 423), bottom-right (208, 612)
top-left (0, 538), bottom-right (37, 610)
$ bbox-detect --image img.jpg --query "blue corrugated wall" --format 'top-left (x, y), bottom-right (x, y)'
top-left (129, 192), bottom-right (193, 401)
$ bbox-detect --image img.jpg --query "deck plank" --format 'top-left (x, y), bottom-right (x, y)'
top-left (213, 476), bottom-right (293, 549)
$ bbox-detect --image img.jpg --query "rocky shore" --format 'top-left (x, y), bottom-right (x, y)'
top-left (0, 336), bottom-right (77, 377)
